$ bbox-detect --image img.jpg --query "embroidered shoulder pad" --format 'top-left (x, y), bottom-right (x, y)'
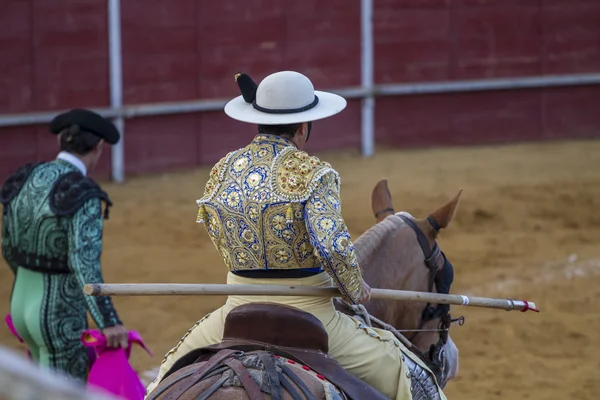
top-left (198, 151), bottom-right (236, 203)
top-left (271, 148), bottom-right (340, 202)
top-left (49, 171), bottom-right (113, 219)
top-left (0, 162), bottom-right (43, 206)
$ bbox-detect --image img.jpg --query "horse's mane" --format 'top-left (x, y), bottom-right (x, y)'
top-left (353, 213), bottom-right (408, 266)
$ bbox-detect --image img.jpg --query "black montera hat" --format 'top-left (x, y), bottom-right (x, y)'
top-left (49, 109), bottom-right (120, 145)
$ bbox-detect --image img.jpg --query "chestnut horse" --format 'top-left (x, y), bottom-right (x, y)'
top-left (336, 179), bottom-right (462, 388)
top-left (145, 180), bottom-right (462, 400)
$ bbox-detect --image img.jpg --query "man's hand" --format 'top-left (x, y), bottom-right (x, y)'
top-left (358, 280), bottom-right (372, 304)
top-left (102, 324), bottom-right (129, 348)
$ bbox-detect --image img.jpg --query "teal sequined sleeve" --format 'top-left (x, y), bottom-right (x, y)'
top-left (67, 197), bottom-right (121, 329)
top-left (1, 213), bottom-right (17, 275)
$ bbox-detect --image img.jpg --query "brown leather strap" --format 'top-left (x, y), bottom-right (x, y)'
top-left (154, 349), bottom-right (240, 400)
top-left (280, 363), bottom-right (316, 400)
top-left (258, 351), bottom-right (283, 400)
top-left (224, 358), bottom-right (264, 400)
top-left (195, 375), bottom-right (230, 400)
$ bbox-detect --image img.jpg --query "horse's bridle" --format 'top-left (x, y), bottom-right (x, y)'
top-left (374, 207), bottom-right (463, 387)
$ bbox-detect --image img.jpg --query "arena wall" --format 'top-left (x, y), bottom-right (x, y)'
top-left (1, 0), bottom-right (599, 181)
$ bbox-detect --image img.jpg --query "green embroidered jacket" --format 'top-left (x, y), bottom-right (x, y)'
top-left (0, 159), bottom-right (121, 329)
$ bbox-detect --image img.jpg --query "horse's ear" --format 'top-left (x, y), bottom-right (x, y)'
top-left (371, 179), bottom-right (395, 223)
top-left (430, 189), bottom-right (463, 229)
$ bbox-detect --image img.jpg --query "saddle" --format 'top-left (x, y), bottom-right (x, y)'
top-left (153, 303), bottom-right (388, 400)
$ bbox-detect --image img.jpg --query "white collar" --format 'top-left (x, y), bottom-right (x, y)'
top-left (56, 152), bottom-right (87, 176)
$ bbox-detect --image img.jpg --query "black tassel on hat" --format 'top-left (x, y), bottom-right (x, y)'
top-left (235, 73), bottom-right (258, 104)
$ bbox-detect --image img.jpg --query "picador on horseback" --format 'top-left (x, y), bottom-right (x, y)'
top-left (145, 71), bottom-right (449, 399)
top-left (0, 109), bottom-right (129, 382)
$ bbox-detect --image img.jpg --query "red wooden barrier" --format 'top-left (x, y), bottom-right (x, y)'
top-left (1, 0), bottom-right (599, 180)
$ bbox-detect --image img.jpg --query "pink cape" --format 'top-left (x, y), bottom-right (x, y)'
top-left (81, 329), bottom-right (153, 400)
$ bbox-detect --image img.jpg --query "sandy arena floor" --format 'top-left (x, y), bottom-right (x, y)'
top-left (1, 139), bottom-right (599, 399)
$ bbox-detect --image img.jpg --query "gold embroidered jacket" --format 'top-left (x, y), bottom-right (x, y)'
top-left (196, 134), bottom-right (363, 304)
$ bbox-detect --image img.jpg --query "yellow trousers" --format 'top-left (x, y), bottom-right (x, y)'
top-left (146, 272), bottom-right (446, 400)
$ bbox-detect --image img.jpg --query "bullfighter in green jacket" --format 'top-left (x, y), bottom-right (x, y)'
top-left (0, 109), bottom-right (129, 382)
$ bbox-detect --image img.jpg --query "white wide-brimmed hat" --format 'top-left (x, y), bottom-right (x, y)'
top-left (224, 71), bottom-right (347, 125)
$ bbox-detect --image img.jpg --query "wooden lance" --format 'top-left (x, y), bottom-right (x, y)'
top-left (84, 283), bottom-right (539, 313)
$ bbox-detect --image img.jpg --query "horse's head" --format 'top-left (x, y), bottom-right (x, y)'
top-left (357, 179), bottom-right (463, 387)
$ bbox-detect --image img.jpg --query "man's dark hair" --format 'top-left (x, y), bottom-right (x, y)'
top-left (59, 124), bottom-right (102, 155)
top-left (258, 124), bottom-right (300, 138)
